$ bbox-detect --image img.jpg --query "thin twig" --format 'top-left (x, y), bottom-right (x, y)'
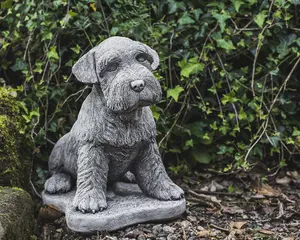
top-left (215, 50), bottom-right (239, 126)
top-left (30, 180), bottom-right (42, 199)
top-left (244, 117), bottom-right (269, 162)
top-left (182, 226), bottom-right (187, 240)
top-left (208, 67), bottom-right (223, 118)
top-left (98, 0), bottom-right (110, 36)
top-left (209, 224), bottom-right (230, 233)
top-left (47, 86), bottom-right (89, 125)
top-left (159, 86), bottom-right (190, 147)
top-left (187, 190), bottom-right (222, 208)
top-left (251, 1), bottom-right (275, 96)
top-left (193, 189), bottom-right (242, 197)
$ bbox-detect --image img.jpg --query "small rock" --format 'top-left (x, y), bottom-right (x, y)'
top-left (158, 233), bottom-right (167, 237)
top-left (137, 234), bottom-right (146, 240)
top-left (167, 234), bottom-right (178, 240)
top-left (187, 215), bottom-right (197, 222)
top-left (142, 227), bottom-right (152, 233)
top-left (56, 228), bottom-right (63, 232)
top-left (180, 220), bottom-right (191, 228)
top-left (163, 226), bottom-right (175, 234)
top-left (152, 224), bottom-right (163, 235)
top-left (53, 233), bottom-right (61, 239)
top-left (145, 233), bottom-right (157, 239)
top-left (188, 237), bottom-right (196, 240)
top-left (197, 226), bottom-right (205, 231)
top-left (124, 229), bottom-right (144, 238)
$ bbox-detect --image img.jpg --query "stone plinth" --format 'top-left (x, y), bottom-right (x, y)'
top-left (42, 182), bottom-right (186, 233)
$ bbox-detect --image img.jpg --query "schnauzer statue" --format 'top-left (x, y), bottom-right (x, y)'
top-left (44, 36), bottom-right (184, 213)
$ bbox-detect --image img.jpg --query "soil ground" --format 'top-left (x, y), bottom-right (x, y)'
top-left (35, 170), bottom-right (300, 240)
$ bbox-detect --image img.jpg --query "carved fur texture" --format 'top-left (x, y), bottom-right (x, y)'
top-left (44, 37), bottom-right (184, 213)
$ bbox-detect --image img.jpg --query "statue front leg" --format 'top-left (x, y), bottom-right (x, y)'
top-left (134, 143), bottom-right (184, 200)
top-left (72, 144), bottom-right (108, 213)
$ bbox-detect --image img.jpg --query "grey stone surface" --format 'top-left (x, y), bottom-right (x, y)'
top-left (43, 183), bottom-right (186, 232)
top-left (43, 36), bottom-right (186, 231)
top-left (0, 187), bottom-right (34, 240)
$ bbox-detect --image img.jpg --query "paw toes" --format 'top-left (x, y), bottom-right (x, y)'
top-left (89, 198), bottom-right (99, 211)
top-left (73, 194), bottom-right (107, 213)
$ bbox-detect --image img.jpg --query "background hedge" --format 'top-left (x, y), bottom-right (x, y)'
top-left (1, 0), bottom-right (300, 182)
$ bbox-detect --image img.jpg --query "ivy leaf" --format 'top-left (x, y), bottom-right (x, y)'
top-left (68, 10), bottom-right (78, 17)
top-left (292, 127), bottom-right (300, 136)
top-left (47, 46), bottom-right (59, 60)
top-left (191, 149), bottom-right (212, 164)
top-left (233, 0), bottom-right (243, 12)
top-left (212, 11), bottom-right (230, 32)
top-left (41, 32), bottom-right (53, 41)
top-left (222, 91), bottom-right (239, 104)
top-left (207, 2), bottom-right (225, 10)
top-left (168, 0), bottom-right (185, 14)
top-left (180, 62), bottom-right (204, 78)
top-left (1, 0), bottom-right (12, 9)
top-left (254, 11), bottom-right (267, 28)
top-left (11, 59), bottom-right (27, 72)
top-left (167, 85), bottom-right (184, 102)
top-left (185, 139), bottom-right (194, 148)
top-left (71, 44), bottom-right (81, 54)
top-left (268, 136), bottom-right (280, 148)
top-left (217, 39), bottom-right (236, 50)
top-left (178, 12), bottom-right (195, 25)
top-left (178, 57), bottom-right (204, 77)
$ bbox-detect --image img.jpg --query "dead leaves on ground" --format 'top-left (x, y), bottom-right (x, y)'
top-left (276, 171), bottom-right (300, 185)
top-left (186, 174), bottom-right (299, 239)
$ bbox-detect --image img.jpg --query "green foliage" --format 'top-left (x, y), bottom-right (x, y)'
top-left (1, 0), bottom-right (300, 173)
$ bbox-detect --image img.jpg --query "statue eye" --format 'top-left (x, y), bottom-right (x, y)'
top-left (136, 53), bottom-right (147, 62)
top-left (106, 62), bottom-right (119, 72)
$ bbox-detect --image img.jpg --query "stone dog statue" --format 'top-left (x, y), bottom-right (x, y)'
top-left (44, 36), bottom-right (184, 213)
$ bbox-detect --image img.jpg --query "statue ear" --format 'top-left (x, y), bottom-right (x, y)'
top-left (72, 50), bottom-right (99, 84)
top-left (141, 43), bottom-right (160, 70)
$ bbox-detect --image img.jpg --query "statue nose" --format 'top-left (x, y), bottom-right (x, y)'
top-left (130, 80), bottom-right (145, 92)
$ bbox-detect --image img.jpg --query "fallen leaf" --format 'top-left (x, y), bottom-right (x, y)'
top-left (287, 171), bottom-right (299, 180)
top-left (210, 180), bottom-right (225, 192)
top-left (38, 204), bottom-right (63, 221)
top-left (256, 184), bottom-right (281, 197)
top-left (258, 229), bottom-right (275, 235)
top-left (229, 221), bottom-right (247, 230)
top-left (222, 205), bottom-right (244, 214)
top-left (197, 230), bottom-right (212, 237)
top-left (276, 176), bottom-right (292, 185)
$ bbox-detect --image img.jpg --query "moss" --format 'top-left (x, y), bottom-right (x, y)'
top-left (0, 87), bottom-right (32, 189)
top-left (0, 187), bottom-right (34, 240)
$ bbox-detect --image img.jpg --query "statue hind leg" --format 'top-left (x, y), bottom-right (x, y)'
top-left (44, 133), bottom-right (72, 194)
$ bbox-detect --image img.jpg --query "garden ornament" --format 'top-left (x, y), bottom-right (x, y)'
top-left (42, 36), bottom-right (186, 232)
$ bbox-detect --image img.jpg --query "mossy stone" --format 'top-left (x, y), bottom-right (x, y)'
top-left (0, 87), bottom-right (32, 189)
top-left (0, 187), bottom-right (34, 240)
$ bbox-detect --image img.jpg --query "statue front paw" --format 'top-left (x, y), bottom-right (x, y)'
top-left (151, 181), bottom-right (184, 200)
top-left (72, 190), bottom-right (107, 213)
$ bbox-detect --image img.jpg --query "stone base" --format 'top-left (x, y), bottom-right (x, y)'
top-left (42, 182), bottom-right (186, 233)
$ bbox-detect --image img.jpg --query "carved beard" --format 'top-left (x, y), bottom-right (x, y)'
top-left (103, 71), bottom-right (162, 113)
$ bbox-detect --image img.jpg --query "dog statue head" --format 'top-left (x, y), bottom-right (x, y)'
top-left (72, 37), bottom-right (162, 113)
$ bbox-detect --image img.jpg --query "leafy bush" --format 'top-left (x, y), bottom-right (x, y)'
top-left (1, 0), bottom-right (300, 174)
